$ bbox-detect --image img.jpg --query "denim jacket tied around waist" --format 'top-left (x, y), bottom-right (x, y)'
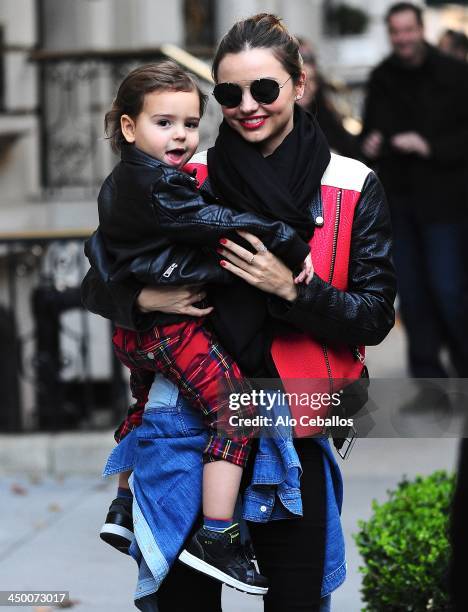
top-left (103, 374), bottom-right (346, 604)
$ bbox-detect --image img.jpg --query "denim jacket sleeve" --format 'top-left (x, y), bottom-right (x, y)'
top-left (267, 172), bottom-right (396, 346)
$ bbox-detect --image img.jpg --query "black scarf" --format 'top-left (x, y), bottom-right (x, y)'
top-left (207, 104), bottom-right (330, 242)
top-left (207, 105), bottom-right (331, 376)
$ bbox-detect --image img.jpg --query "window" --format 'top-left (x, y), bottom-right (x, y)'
top-left (184, 0), bottom-right (215, 49)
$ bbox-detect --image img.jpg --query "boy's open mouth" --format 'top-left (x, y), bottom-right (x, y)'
top-left (166, 148), bottom-right (186, 165)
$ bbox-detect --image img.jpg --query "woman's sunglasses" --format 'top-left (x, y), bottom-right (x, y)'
top-left (212, 76), bottom-right (292, 108)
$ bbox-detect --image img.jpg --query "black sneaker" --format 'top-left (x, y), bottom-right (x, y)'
top-left (99, 496), bottom-right (134, 555)
top-left (178, 524), bottom-right (268, 595)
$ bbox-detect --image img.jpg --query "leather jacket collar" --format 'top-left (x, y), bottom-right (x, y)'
top-left (121, 143), bottom-right (164, 169)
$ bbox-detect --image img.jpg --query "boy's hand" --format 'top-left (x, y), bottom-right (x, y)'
top-left (294, 253), bottom-right (314, 285)
top-left (137, 285), bottom-right (213, 317)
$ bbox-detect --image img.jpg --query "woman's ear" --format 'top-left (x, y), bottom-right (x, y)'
top-left (121, 114), bottom-right (136, 143)
top-left (294, 70), bottom-right (306, 101)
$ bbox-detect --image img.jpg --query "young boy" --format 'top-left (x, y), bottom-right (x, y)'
top-left (86, 61), bottom-right (312, 594)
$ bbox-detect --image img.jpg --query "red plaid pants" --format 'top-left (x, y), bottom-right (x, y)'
top-left (112, 319), bottom-right (257, 468)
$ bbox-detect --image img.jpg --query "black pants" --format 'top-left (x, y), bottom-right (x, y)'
top-left (390, 199), bottom-right (468, 377)
top-left (153, 439), bottom-right (326, 612)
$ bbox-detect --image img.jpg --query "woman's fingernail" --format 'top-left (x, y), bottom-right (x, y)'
top-left (216, 248), bottom-right (223, 254)
top-left (220, 260), bottom-right (227, 267)
top-left (219, 238), bottom-right (227, 245)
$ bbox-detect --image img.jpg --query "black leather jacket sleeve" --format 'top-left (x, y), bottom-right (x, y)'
top-left (85, 226), bottom-right (231, 287)
top-left (81, 267), bottom-right (159, 331)
top-left (148, 168), bottom-right (310, 270)
top-left (268, 172), bottom-right (396, 346)
top-left (82, 171), bottom-right (396, 337)
top-left (97, 166), bottom-right (311, 290)
top-left (82, 229), bottom-right (225, 329)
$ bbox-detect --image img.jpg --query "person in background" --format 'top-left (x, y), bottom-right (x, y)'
top-left (438, 29), bottom-right (468, 62)
top-left (296, 39), bottom-right (361, 159)
top-left (361, 2), bottom-right (468, 393)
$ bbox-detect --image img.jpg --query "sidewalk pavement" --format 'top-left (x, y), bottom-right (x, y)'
top-left (0, 323), bottom-right (462, 611)
top-left (0, 438), bottom-right (459, 612)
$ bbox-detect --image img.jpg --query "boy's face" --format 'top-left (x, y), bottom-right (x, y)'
top-left (121, 89), bottom-right (200, 168)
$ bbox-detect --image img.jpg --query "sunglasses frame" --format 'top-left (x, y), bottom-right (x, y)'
top-left (212, 76), bottom-right (292, 108)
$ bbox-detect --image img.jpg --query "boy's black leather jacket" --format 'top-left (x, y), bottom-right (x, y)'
top-left (82, 148), bottom-right (396, 348)
top-left (85, 144), bottom-right (310, 302)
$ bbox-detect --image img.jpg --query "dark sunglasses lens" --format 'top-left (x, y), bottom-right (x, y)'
top-left (251, 79), bottom-right (280, 104)
top-left (213, 83), bottom-right (242, 108)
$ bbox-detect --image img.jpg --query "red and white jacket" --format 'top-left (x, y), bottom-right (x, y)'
top-left (186, 151), bottom-right (395, 434)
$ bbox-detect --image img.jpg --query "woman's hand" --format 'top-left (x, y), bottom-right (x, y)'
top-left (217, 230), bottom-right (299, 302)
top-left (136, 285), bottom-right (213, 317)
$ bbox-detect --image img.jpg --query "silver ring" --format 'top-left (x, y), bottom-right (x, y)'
top-left (249, 254), bottom-right (256, 265)
top-left (258, 244), bottom-right (268, 253)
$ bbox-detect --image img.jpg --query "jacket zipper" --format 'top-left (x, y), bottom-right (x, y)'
top-left (352, 346), bottom-right (366, 364)
top-left (162, 262), bottom-right (178, 278)
top-left (322, 189), bottom-right (342, 394)
top-left (328, 189), bottom-right (342, 284)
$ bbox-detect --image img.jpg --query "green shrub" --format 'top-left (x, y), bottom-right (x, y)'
top-left (354, 471), bottom-right (455, 611)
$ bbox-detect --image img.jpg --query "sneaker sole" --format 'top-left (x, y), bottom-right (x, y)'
top-left (178, 550), bottom-right (268, 595)
top-left (100, 523), bottom-right (134, 554)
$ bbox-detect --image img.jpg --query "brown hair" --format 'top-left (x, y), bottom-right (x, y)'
top-left (385, 2), bottom-right (423, 26)
top-left (105, 60), bottom-right (208, 153)
top-left (212, 13), bottom-right (303, 84)
top-left (440, 29), bottom-right (468, 56)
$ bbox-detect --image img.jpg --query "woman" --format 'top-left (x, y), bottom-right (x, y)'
top-left (296, 47), bottom-right (362, 159)
top-left (82, 13), bottom-right (396, 612)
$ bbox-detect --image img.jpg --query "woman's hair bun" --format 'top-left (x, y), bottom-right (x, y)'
top-left (252, 13), bottom-right (282, 26)
top-left (212, 12), bottom-right (302, 83)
